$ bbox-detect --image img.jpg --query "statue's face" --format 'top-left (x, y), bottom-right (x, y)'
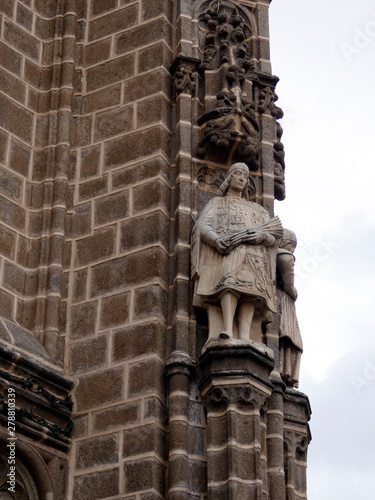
top-left (229, 168), bottom-right (248, 193)
top-left (283, 241), bottom-right (296, 253)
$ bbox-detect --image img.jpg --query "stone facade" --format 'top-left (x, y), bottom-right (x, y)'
top-left (0, 1), bottom-right (311, 499)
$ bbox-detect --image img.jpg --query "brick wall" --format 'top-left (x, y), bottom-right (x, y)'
top-left (67, 1), bottom-right (174, 497)
top-left (0, 1), bottom-right (42, 327)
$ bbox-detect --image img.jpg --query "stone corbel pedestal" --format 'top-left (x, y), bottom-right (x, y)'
top-left (199, 340), bottom-right (274, 500)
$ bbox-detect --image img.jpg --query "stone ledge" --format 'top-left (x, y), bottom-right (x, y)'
top-left (199, 338), bottom-right (275, 395)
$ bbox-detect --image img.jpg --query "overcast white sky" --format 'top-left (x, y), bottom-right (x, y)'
top-left (269, 1), bottom-right (375, 498)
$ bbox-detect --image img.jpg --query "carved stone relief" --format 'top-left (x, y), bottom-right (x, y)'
top-left (196, 1), bottom-right (260, 170)
top-left (258, 86), bottom-right (286, 200)
top-left (198, 1), bottom-right (254, 75)
top-left (203, 383), bottom-right (269, 412)
top-left (170, 55), bottom-right (200, 100)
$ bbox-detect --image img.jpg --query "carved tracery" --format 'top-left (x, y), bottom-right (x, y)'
top-left (196, 1), bottom-right (260, 170)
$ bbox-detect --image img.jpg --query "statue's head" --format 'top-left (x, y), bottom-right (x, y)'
top-left (279, 228), bottom-right (297, 253)
top-left (217, 162), bottom-right (254, 199)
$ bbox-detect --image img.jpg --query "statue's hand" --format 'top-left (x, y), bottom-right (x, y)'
top-left (244, 231), bottom-right (266, 245)
top-left (214, 238), bottom-right (228, 254)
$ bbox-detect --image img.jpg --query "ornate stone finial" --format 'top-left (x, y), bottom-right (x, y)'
top-left (277, 229), bottom-right (303, 387)
top-left (192, 163), bottom-right (283, 345)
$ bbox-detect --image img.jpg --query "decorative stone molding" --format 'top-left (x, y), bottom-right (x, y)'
top-left (170, 55), bottom-right (200, 100)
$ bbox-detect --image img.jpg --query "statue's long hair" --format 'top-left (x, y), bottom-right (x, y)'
top-left (216, 169), bottom-right (256, 200)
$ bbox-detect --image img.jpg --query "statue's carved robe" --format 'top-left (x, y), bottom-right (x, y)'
top-left (277, 249), bottom-right (303, 387)
top-left (192, 196), bottom-right (277, 316)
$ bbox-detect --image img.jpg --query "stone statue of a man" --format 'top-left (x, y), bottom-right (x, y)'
top-left (192, 162), bottom-right (282, 343)
top-left (277, 229), bottom-right (303, 387)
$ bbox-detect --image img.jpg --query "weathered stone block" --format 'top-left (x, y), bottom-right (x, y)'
top-left (89, 4), bottom-right (138, 42)
top-left (82, 84), bottom-right (122, 114)
top-left (141, 0), bottom-right (173, 20)
top-left (16, 298), bottom-right (36, 331)
top-left (144, 397), bottom-right (168, 426)
top-left (115, 18), bottom-right (172, 54)
top-left (0, 198), bottom-right (26, 231)
top-left (133, 285), bottom-right (168, 322)
top-left (112, 322), bottom-right (166, 363)
top-left (80, 144), bottom-right (101, 180)
top-left (0, 41), bottom-right (22, 76)
top-left (188, 426), bottom-right (206, 456)
top-left (0, 94), bottom-right (33, 144)
top-left (73, 469), bottom-right (119, 499)
top-left (0, 67), bottom-right (26, 103)
top-left (137, 95), bottom-right (171, 130)
top-left (91, 247), bottom-right (169, 297)
top-left (16, 236), bottom-right (40, 268)
top-left (71, 413), bottom-right (89, 440)
top-left (0, 288), bottom-right (15, 321)
top-left (173, 246), bottom-right (190, 278)
top-left (104, 126), bottom-right (171, 170)
top-left (75, 227), bottom-right (116, 266)
top-left (171, 279), bottom-right (191, 317)
top-left (76, 433), bottom-right (118, 470)
top-left (92, 401), bottom-right (140, 433)
top-left (4, 19), bottom-right (40, 60)
top-left (79, 175), bottom-right (108, 201)
top-left (123, 69), bottom-right (171, 102)
top-left (86, 53), bottom-right (135, 92)
top-left (16, 4), bottom-right (33, 31)
top-left (70, 115), bottom-right (92, 148)
top-left (206, 414), bottom-right (228, 447)
top-left (68, 203), bottom-right (90, 239)
top-left (24, 60), bottom-right (52, 92)
top-left (0, 0), bottom-right (14, 19)
top-left (0, 130), bottom-right (8, 165)
top-left (34, 0), bottom-right (58, 18)
top-left (91, 0), bottom-right (117, 17)
top-left (70, 301), bottom-right (97, 339)
top-left (112, 157), bottom-right (170, 189)
top-left (138, 42), bottom-right (173, 74)
top-left (9, 138), bottom-right (30, 177)
top-left (120, 211), bottom-right (170, 253)
top-left (95, 105), bottom-right (133, 141)
top-left (75, 367), bottom-right (124, 412)
top-left (128, 358), bottom-right (165, 398)
top-left (0, 224), bottom-right (17, 260)
top-left (72, 269), bottom-right (87, 303)
top-left (3, 262), bottom-right (38, 297)
top-left (134, 179), bottom-right (171, 214)
top-left (94, 190), bottom-right (129, 226)
top-left (100, 291), bottom-right (130, 329)
top-left (69, 335), bottom-right (108, 375)
top-left (123, 424), bottom-right (167, 459)
top-left (124, 458), bottom-right (165, 495)
top-left (84, 38), bottom-right (111, 67)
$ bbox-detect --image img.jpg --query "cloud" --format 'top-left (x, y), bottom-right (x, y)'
top-left (304, 351), bottom-right (375, 499)
top-left (269, 1), bottom-right (375, 498)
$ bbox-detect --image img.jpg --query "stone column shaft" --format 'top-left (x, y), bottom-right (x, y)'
top-left (200, 341), bottom-right (274, 500)
top-left (267, 379), bottom-right (286, 500)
